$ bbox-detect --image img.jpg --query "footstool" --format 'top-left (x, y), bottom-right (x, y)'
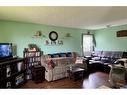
top-left (68, 68), bottom-right (85, 81)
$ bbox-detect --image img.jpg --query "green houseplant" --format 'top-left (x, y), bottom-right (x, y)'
top-left (28, 44), bottom-right (40, 51)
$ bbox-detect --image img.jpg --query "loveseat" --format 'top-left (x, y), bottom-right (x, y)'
top-left (41, 52), bottom-right (77, 81)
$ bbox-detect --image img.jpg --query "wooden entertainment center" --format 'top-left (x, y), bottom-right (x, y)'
top-left (0, 58), bottom-right (27, 88)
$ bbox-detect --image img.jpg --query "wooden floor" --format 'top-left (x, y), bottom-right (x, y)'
top-left (21, 71), bottom-right (111, 89)
top-left (83, 72), bottom-right (111, 89)
top-left (21, 78), bottom-right (83, 89)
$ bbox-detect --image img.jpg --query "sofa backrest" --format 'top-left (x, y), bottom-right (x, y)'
top-left (101, 51), bottom-right (112, 57)
top-left (122, 52), bottom-right (127, 58)
top-left (83, 51), bottom-right (92, 57)
top-left (93, 51), bottom-right (124, 58)
top-left (111, 51), bottom-right (123, 58)
top-left (45, 52), bottom-right (77, 58)
top-left (101, 51), bottom-right (123, 58)
top-left (41, 52), bottom-right (77, 68)
top-left (92, 51), bottom-right (102, 57)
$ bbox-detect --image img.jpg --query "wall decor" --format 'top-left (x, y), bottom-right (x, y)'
top-left (117, 30), bottom-right (127, 37)
top-left (65, 33), bottom-right (72, 37)
top-left (49, 31), bottom-right (58, 41)
top-left (34, 31), bottom-right (42, 37)
top-left (45, 40), bottom-right (63, 46)
top-left (32, 31), bottom-right (46, 38)
top-left (45, 40), bottom-right (50, 45)
top-left (58, 40), bottom-right (63, 45)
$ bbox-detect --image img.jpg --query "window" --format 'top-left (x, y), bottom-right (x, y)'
top-left (82, 34), bottom-right (94, 56)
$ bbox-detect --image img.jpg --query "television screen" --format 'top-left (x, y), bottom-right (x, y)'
top-left (0, 43), bottom-right (12, 59)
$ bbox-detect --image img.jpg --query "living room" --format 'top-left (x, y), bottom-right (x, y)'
top-left (1, 6), bottom-right (127, 91)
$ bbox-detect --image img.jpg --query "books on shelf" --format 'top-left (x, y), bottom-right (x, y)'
top-left (15, 74), bottom-right (24, 85)
top-left (24, 50), bottom-right (41, 80)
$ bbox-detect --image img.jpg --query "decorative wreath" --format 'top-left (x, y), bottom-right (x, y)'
top-left (49, 31), bottom-right (58, 41)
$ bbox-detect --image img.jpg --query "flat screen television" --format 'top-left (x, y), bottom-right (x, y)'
top-left (0, 43), bottom-right (13, 60)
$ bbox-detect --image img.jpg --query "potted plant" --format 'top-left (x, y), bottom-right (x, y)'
top-left (28, 44), bottom-right (40, 51)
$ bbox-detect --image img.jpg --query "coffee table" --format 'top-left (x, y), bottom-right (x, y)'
top-left (68, 68), bottom-right (85, 81)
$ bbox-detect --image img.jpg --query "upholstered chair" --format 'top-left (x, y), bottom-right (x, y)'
top-left (109, 63), bottom-right (127, 88)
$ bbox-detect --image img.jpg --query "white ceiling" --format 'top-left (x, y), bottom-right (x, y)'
top-left (0, 6), bottom-right (127, 29)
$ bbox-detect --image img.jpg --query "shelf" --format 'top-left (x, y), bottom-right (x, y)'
top-left (0, 58), bottom-right (27, 88)
top-left (0, 70), bottom-right (26, 82)
top-left (15, 80), bottom-right (27, 88)
top-left (25, 56), bottom-right (40, 58)
top-left (23, 50), bottom-right (41, 80)
top-left (0, 58), bottom-right (24, 66)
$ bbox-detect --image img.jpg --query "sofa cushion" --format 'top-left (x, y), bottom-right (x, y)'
top-left (50, 54), bottom-right (54, 58)
top-left (101, 57), bottom-right (110, 61)
top-left (66, 52), bottom-right (72, 57)
top-left (48, 54), bottom-right (59, 58)
top-left (92, 57), bottom-right (101, 61)
top-left (59, 53), bottom-right (66, 57)
top-left (122, 52), bottom-right (127, 58)
top-left (101, 51), bottom-right (123, 58)
top-left (112, 51), bottom-right (123, 58)
top-left (53, 54), bottom-right (60, 58)
top-left (92, 51), bottom-right (102, 57)
top-left (47, 54), bottom-right (51, 58)
top-left (101, 57), bottom-right (111, 63)
top-left (47, 59), bottom-right (55, 69)
top-left (101, 51), bottom-right (112, 57)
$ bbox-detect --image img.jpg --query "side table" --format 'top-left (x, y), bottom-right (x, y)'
top-left (31, 65), bottom-right (45, 83)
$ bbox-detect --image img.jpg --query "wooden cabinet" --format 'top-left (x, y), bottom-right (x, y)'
top-left (0, 58), bottom-right (26, 88)
top-left (31, 65), bottom-right (45, 83)
top-left (23, 50), bottom-right (42, 80)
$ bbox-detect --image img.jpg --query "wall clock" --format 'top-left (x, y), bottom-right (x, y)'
top-left (49, 31), bottom-right (58, 41)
